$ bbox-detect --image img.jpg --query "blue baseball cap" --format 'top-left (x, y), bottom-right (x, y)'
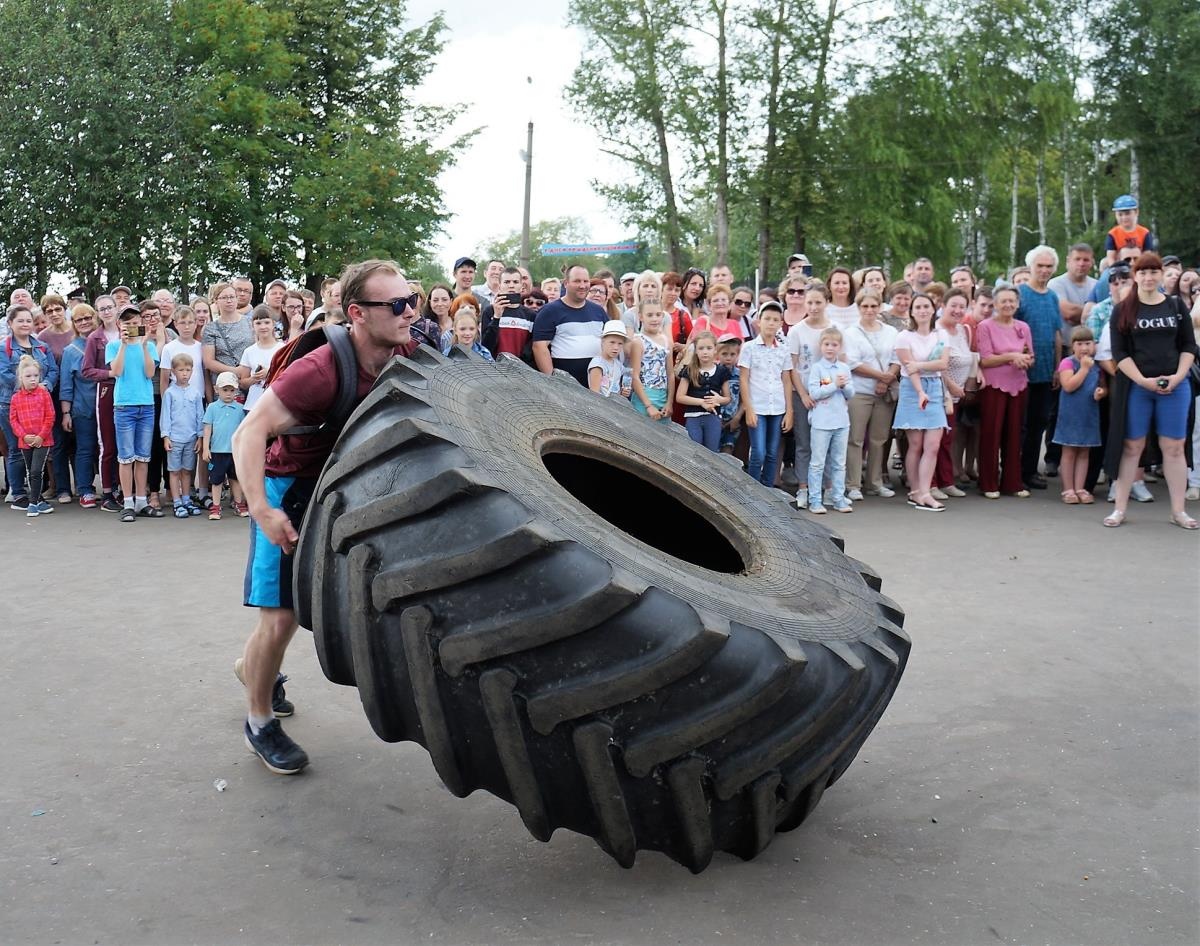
top-left (1112, 194), bottom-right (1138, 211)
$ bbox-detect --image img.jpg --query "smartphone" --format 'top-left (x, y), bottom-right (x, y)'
top-left (125, 324), bottom-right (146, 337)
top-left (504, 292), bottom-right (523, 306)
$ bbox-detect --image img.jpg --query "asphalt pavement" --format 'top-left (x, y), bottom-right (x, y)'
top-left (1, 480), bottom-right (1197, 945)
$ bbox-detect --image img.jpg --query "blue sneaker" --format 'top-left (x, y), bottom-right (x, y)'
top-left (35, 501), bottom-right (54, 515)
top-left (26, 503), bottom-right (39, 518)
top-left (244, 719), bottom-right (308, 775)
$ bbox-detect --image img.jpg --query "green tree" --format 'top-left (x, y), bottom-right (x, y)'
top-left (567, 0), bottom-right (701, 271)
top-left (1093, 0), bottom-right (1200, 262)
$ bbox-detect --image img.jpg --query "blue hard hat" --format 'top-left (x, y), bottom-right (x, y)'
top-left (1112, 194), bottom-right (1138, 211)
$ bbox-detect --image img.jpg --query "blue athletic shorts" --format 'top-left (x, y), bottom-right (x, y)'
top-left (1126, 381), bottom-right (1191, 441)
top-left (243, 476), bottom-right (317, 610)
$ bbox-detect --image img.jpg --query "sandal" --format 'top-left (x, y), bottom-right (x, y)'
top-left (1077, 490), bottom-right (1095, 505)
top-left (1169, 511), bottom-right (1199, 530)
top-left (913, 493), bottom-right (945, 511)
top-left (1103, 509), bottom-right (1125, 528)
top-left (138, 505), bottom-right (165, 518)
top-left (1061, 489), bottom-right (1080, 504)
top-left (173, 504), bottom-right (189, 519)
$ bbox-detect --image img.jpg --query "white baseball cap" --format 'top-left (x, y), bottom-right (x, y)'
top-left (215, 371), bottom-right (240, 389)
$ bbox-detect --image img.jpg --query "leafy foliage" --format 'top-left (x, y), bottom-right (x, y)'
top-left (0, 0), bottom-right (455, 299)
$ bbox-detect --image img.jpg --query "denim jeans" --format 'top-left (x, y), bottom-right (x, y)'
top-left (71, 411), bottom-right (99, 497)
top-left (809, 426), bottom-right (849, 508)
top-left (0, 405), bottom-right (28, 499)
top-left (685, 413), bottom-right (722, 451)
top-left (747, 413), bottom-right (784, 486)
top-left (114, 404), bottom-right (155, 463)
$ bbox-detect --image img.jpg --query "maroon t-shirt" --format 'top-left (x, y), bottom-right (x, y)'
top-left (265, 338), bottom-right (418, 479)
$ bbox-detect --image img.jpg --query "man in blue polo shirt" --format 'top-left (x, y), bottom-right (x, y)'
top-left (1016, 245), bottom-right (1063, 491)
top-left (531, 264), bottom-right (607, 385)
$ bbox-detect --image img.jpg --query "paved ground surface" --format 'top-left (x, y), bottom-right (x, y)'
top-left (1, 481), bottom-right (1197, 946)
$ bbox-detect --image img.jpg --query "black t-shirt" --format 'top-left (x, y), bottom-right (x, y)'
top-left (1111, 298), bottom-right (1199, 379)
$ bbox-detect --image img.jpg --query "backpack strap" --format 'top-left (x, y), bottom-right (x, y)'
top-left (281, 325), bottom-right (359, 437)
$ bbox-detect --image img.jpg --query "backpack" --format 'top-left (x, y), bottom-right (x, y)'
top-left (265, 325), bottom-right (358, 437)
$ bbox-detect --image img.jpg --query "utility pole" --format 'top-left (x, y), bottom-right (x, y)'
top-left (520, 76), bottom-right (534, 269)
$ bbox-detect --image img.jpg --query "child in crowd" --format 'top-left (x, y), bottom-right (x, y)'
top-left (718, 335), bottom-right (743, 453)
top-left (738, 304), bottom-right (793, 486)
top-left (807, 328), bottom-right (854, 514)
top-left (443, 307), bottom-right (495, 362)
top-left (1104, 195), bottom-right (1156, 268)
top-left (239, 307), bottom-right (284, 411)
top-left (589, 321), bottom-right (630, 398)
top-left (160, 304), bottom-right (212, 507)
top-left (786, 287), bottom-right (831, 505)
top-left (1053, 326), bottom-right (1105, 504)
top-left (106, 305), bottom-right (161, 522)
top-left (203, 372), bottom-right (247, 520)
top-left (161, 353), bottom-right (205, 518)
top-left (676, 330), bottom-right (731, 451)
top-left (629, 301), bottom-right (674, 422)
top-left (8, 356), bottom-right (55, 517)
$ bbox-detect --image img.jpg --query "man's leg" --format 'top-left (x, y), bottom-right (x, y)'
top-left (244, 607), bottom-right (299, 719)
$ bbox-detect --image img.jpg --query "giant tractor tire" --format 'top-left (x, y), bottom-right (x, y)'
top-left (294, 345), bottom-right (909, 872)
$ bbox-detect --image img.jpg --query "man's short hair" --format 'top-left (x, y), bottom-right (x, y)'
top-left (501, 266), bottom-right (521, 279)
top-left (340, 259), bottom-right (405, 310)
top-left (1068, 242), bottom-right (1094, 257)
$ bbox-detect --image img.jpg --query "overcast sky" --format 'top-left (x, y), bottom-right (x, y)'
top-left (406, 0), bottom-right (620, 270)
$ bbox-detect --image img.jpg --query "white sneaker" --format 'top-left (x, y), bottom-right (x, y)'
top-left (869, 485), bottom-right (896, 498)
top-left (1107, 484), bottom-right (1116, 502)
top-left (1130, 481), bottom-right (1155, 503)
top-left (942, 485), bottom-right (966, 498)
top-left (930, 488), bottom-right (949, 500)
top-left (1186, 486), bottom-right (1200, 501)
top-left (795, 487), bottom-right (808, 509)
top-left (847, 488), bottom-right (864, 501)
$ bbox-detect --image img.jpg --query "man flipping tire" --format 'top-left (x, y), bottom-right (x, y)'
top-left (232, 259), bottom-right (420, 773)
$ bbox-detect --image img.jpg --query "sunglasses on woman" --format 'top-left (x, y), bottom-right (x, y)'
top-left (523, 298), bottom-right (545, 308)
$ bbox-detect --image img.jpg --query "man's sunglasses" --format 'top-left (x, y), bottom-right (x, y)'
top-left (353, 294), bottom-right (419, 315)
top-left (732, 298), bottom-right (753, 307)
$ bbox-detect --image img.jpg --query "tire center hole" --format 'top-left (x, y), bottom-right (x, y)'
top-left (541, 450), bottom-right (746, 574)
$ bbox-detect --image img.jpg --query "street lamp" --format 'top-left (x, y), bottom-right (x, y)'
top-left (520, 76), bottom-right (533, 269)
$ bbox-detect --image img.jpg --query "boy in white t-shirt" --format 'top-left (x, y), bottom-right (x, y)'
top-left (239, 308), bottom-right (284, 412)
top-left (159, 306), bottom-right (205, 398)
